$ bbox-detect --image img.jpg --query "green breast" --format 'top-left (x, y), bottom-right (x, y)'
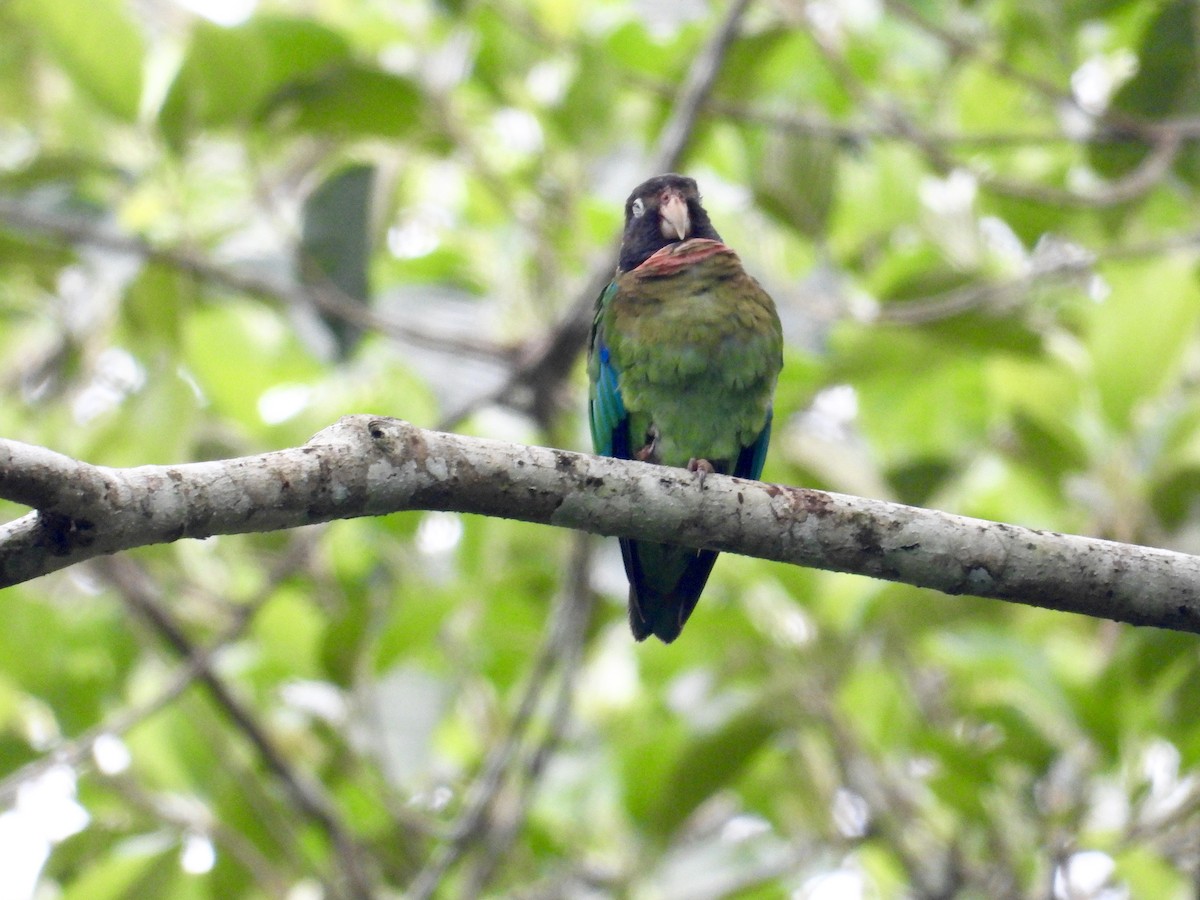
top-left (606, 242), bottom-right (782, 467)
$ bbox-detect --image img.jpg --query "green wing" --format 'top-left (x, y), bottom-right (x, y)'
top-left (588, 280), bottom-right (630, 459)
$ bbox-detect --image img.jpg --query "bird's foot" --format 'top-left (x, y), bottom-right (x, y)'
top-left (687, 457), bottom-right (716, 487)
top-left (635, 429), bottom-right (661, 463)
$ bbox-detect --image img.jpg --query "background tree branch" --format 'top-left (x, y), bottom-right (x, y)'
top-left (3, 416), bottom-right (1199, 634)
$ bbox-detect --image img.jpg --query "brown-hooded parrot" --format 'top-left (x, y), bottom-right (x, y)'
top-left (588, 174), bottom-right (783, 643)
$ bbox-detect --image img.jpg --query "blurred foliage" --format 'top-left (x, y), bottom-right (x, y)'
top-left (3, 0), bottom-right (1200, 897)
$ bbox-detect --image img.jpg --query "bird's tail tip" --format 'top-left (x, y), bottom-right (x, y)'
top-left (629, 589), bottom-right (686, 644)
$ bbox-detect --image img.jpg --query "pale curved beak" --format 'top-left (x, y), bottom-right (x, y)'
top-left (659, 191), bottom-right (691, 241)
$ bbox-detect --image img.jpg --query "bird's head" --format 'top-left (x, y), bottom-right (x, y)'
top-left (617, 174), bottom-right (722, 272)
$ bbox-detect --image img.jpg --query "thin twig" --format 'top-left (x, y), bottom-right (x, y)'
top-left (0, 622), bottom-right (228, 805)
top-left (457, 534), bottom-right (596, 897)
top-left (704, 98), bottom-right (1077, 147)
top-left (0, 531), bottom-right (318, 806)
top-left (95, 554), bottom-right (376, 900)
top-left (973, 132), bottom-right (1181, 207)
top-left (407, 534), bottom-right (596, 899)
top-left (883, 0), bottom-right (1200, 148)
top-left (807, 1), bottom-right (1181, 210)
top-left (822, 702), bottom-right (961, 897)
top-left (702, 97), bottom-right (1188, 148)
top-left (648, 0), bottom-right (754, 174)
top-left (406, 587), bottom-right (568, 899)
top-left (877, 227), bottom-right (1200, 325)
top-left (880, 0), bottom-right (1088, 123)
top-left (105, 772), bottom-right (294, 895)
top-left (0, 199), bottom-right (509, 363)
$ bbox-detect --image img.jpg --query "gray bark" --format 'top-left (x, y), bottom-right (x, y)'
top-left (2, 415), bottom-right (1199, 634)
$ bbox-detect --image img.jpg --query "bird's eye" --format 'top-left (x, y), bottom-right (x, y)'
top-left (631, 198), bottom-right (646, 218)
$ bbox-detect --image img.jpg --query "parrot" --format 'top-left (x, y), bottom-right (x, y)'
top-left (587, 174), bottom-right (783, 643)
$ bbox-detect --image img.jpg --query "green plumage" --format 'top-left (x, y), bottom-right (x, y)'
top-left (594, 241), bottom-right (781, 468)
top-left (588, 174), bottom-right (783, 643)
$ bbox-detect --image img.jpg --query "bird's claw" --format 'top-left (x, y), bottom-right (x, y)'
top-left (635, 428), bottom-right (661, 464)
top-left (687, 457), bottom-right (716, 487)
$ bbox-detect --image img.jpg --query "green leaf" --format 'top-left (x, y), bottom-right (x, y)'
top-left (252, 587), bottom-right (325, 682)
top-left (79, 361), bottom-right (201, 467)
top-left (158, 17), bottom-right (352, 150)
top-left (1150, 396), bottom-right (1200, 526)
top-left (952, 63), bottom-right (1035, 136)
top-left (1116, 0), bottom-right (1200, 115)
top-left (251, 16), bottom-right (355, 76)
top-left (300, 163), bottom-right (375, 358)
top-left (0, 11), bottom-right (38, 120)
top-left (180, 302), bottom-right (325, 427)
top-left (321, 585), bottom-right (372, 687)
top-left (1115, 846), bottom-right (1189, 899)
top-left (550, 44), bottom-right (617, 145)
top-left (158, 21), bottom-right (268, 150)
top-left (925, 629), bottom-right (1070, 768)
top-left (0, 591), bottom-right (136, 732)
top-left (300, 166), bottom-right (374, 301)
top-left (829, 143), bottom-right (923, 256)
top-left (121, 262), bottom-right (191, 350)
top-left (887, 457), bottom-right (956, 505)
top-left (646, 705), bottom-right (778, 839)
top-left (1091, 0), bottom-right (1200, 181)
top-left (0, 223), bottom-right (77, 288)
top-left (987, 356), bottom-right (1088, 483)
top-left (58, 839), bottom-right (177, 900)
top-left (1088, 256), bottom-right (1200, 429)
top-left (832, 325), bottom-right (991, 465)
top-left (837, 657), bottom-right (918, 752)
top-left (604, 21), bottom-right (688, 80)
top-left (752, 130), bottom-right (839, 240)
top-left (14, 0), bottom-right (144, 121)
top-left (261, 64), bottom-right (424, 138)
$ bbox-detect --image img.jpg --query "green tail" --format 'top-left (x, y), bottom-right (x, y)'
top-left (621, 539), bottom-right (719, 643)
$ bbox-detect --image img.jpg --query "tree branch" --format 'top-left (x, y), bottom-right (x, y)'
top-left (0, 198), bottom-right (509, 363)
top-left (3, 417), bottom-right (1200, 634)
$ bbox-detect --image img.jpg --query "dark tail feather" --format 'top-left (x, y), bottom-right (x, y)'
top-left (621, 538), bottom-right (719, 643)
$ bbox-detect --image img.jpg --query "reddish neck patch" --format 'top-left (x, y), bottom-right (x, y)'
top-left (636, 238), bottom-right (730, 277)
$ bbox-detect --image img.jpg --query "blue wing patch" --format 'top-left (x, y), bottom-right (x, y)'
top-left (734, 409), bottom-right (773, 481)
top-left (588, 280), bottom-right (630, 459)
top-left (589, 340), bottom-right (628, 458)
